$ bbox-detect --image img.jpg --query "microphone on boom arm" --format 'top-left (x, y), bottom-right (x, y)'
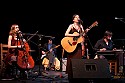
top-left (115, 17), bottom-right (124, 20)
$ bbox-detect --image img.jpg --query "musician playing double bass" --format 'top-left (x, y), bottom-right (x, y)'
top-left (3, 24), bottom-right (34, 79)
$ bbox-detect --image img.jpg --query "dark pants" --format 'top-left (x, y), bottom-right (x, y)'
top-left (46, 53), bottom-right (55, 67)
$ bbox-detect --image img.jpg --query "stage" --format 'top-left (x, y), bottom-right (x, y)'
top-left (1, 65), bottom-right (125, 83)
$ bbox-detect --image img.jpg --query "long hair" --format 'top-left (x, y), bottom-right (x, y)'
top-left (9, 24), bottom-right (19, 36)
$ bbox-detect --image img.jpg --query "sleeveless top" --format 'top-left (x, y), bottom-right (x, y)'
top-left (67, 25), bottom-right (83, 58)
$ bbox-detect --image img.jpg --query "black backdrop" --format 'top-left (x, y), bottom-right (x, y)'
top-left (0, 1), bottom-right (125, 63)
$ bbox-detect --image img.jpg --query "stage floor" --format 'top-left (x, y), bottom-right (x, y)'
top-left (0, 65), bottom-right (69, 83)
top-left (1, 65), bottom-right (125, 83)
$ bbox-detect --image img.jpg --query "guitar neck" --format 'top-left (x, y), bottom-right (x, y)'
top-left (79, 21), bottom-right (98, 37)
top-left (79, 23), bottom-right (95, 37)
top-left (45, 45), bottom-right (60, 54)
top-left (79, 28), bottom-right (88, 37)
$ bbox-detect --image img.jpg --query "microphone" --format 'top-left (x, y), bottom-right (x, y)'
top-left (78, 19), bottom-right (83, 24)
top-left (115, 17), bottom-right (124, 20)
top-left (18, 30), bottom-right (22, 33)
top-left (17, 30), bottom-right (23, 35)
top-left (16, 30), bottom-right (22, 34)
top-left (16, 30), bottom-right (23, 38)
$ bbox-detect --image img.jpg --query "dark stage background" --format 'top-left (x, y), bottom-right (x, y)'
top-left (0, 1), bottom-right (125, 63)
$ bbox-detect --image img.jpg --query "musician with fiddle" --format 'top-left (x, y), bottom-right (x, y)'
top-left (3, 24), bottom-right (34, 79)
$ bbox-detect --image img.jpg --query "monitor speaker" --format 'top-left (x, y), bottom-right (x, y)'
top-left (71, 59), bottom-right (111, 79)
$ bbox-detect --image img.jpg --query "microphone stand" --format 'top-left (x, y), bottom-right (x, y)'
top-left (118, 19), bottom-right (125, 24)
top-left (84, 34), bottom-right (94, 59)
top-left (120, 41), bottom-right (125, 77)
top-left (37, 35), bottom-right (43, 76)
top-left (26, 31), bottom-right (39, 42)
top-left (122, 45), bottom-right (125, 76)
top-left (32, 34), bottom-right (47, 80)
top-left (116, 18), bottom-right (125, 77)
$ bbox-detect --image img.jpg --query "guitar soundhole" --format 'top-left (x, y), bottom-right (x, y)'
top-left (72, 42), bottom-right (77, 45)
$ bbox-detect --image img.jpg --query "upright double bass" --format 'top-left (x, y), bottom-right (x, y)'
top-left (16, 33), bottom-right (35, 69)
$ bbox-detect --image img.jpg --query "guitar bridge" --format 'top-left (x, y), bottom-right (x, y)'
top-left (72, 42), bottom-right (77, 45)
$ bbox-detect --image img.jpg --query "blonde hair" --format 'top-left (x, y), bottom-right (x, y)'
top-left (9, 24), bottom-right (19, 35)
top-left (11, 24), bottom-right (19, 30)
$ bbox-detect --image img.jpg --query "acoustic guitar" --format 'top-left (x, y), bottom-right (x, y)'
top-left (61, 21), bottom-right (98, 53)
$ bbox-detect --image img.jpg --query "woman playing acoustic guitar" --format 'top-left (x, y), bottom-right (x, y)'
top-left (61, 14), bottom-right (90, 80)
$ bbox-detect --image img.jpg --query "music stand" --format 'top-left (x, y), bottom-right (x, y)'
top-left (37, 34), bottom-right (43, 76)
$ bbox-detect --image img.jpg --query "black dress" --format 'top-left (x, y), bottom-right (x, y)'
top-left (66, 27), bottom-right (83, 79)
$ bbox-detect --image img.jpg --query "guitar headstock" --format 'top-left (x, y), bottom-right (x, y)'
top-left (88, 21), bottom-right (98, 29)
top-left (55, 45), bottom-right (60, 48)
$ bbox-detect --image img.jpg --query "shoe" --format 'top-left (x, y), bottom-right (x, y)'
top-left (50, 67), bottom-right (55, 71)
